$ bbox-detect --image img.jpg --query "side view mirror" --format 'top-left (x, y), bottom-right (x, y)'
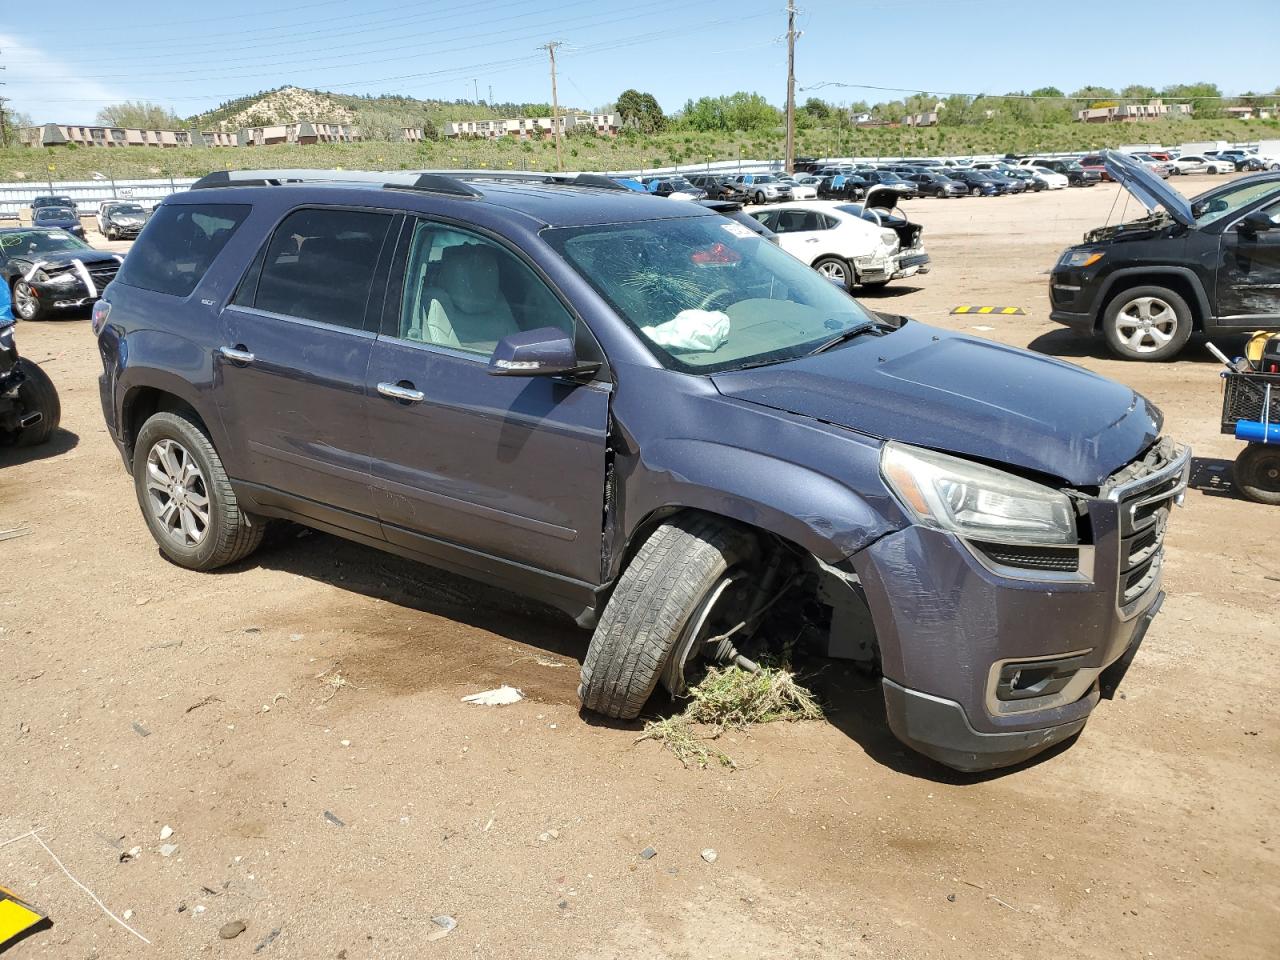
top-left (487, 327), bottom-right (594, 378)
top-left (1237, 210), bottom-right (1277, 234)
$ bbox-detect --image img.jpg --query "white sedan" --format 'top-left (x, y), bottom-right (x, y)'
top-left (786, 176), bottom-right (821, 200)
top-left (1171, 154), bottom-right (1233, 175)
top-left (1028, 166), bottom-right (1070, 190)
top-left (749, 200), bottom-right (930, 291)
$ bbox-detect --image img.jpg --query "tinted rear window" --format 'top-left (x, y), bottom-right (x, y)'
top-left (116, 203), bottom-right (250, 297)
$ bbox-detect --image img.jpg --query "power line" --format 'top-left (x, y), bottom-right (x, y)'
top-left (6, 0), bottom-right (711, 85)
top-left (11, 9), bottom-right (774, 111)
top-left (799, 81), bottom-right (1238, 102)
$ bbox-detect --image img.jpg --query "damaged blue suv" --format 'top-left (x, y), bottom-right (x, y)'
top-left (95, 169), bottom-right (1189, 772)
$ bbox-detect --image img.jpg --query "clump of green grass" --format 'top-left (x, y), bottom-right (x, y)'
top-left (637, 665), bottom-right (823, 769)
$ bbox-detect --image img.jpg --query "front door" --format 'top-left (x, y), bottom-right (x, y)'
top-left (1216, 198), bottom-right (1280, 323)
top-left (367, 219), bottom-right (611, 585)
top-left (217, 206), bottom-right (396, 529)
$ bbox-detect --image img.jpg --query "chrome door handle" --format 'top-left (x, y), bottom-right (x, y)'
top-left (219, 345), bottom-right (255, 363)
top-left (377, 381), bottom-right (425, 403)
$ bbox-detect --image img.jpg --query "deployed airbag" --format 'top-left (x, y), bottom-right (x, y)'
top-left (644, 309), bottom-right (731, 351)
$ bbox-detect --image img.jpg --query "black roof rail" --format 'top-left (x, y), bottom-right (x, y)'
top-left (188, 167), bottom-right (629, 197)
top-left (189, 168), bottom-right (482, 198)
top-left (419, 169), bottom-right (629, 191)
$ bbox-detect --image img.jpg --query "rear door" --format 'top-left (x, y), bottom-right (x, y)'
top-left (217, 206), bottom-right (396, 531)
top-left (770, 208), bottom-right (835, 260)
top-left (366, 218), bottom-right (611, 583)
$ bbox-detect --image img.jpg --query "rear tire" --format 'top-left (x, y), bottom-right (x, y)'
top-left (812, 255), bottom-right (853, 292)
top-left (1234, 444), bottom-right (1280, 505)
top-left (1102, 285), bottom-right (1193, 361)
top-left (578, 515), bottom-right (757, 720)
top-left (132, 410), bottom-right (265, 570)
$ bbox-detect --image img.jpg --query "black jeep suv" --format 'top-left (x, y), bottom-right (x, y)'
top-left (93, 167), bottom-right (1187, 772)
top-left (1051, 151), bottom-right (1280, 360)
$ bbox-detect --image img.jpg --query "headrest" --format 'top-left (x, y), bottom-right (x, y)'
top-left (438, 245), bottom-right (500, 313)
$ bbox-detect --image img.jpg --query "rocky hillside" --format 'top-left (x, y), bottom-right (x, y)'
top-left (192, 87), bottom-right (355, 131)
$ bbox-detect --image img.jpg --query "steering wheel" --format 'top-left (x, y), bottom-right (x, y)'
top-left (698, 288), bottom-right (734, 311)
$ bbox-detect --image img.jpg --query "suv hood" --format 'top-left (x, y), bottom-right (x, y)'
top-left (1104, 149), bottom-right (1194, 226)
top-left (711, 322), bottom-right (1161, 486)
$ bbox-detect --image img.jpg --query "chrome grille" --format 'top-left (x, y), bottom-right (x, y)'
top-left (1103, 439), bottom-right (1190, 616)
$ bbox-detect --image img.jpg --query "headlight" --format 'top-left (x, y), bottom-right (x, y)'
top-left (880, 229), bottom-right (899, 248)
top-left (1060, 249), bottom-right (1103, 268)
top-left (881, 442), bottom-right (1077, 546)
top-left (49, 272), bottom-right (78, 285)
top-left (32, 269), bottom-right (50, 283)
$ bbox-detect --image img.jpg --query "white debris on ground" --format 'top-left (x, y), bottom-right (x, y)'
top-left (461, 686), bottom-right (524, 706)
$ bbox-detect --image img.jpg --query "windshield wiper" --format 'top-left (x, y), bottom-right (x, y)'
top-left (806, 321), bottom-right (878, 357)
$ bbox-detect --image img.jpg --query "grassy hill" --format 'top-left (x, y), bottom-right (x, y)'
top-left (3, 109), bottom-right (1277, 183)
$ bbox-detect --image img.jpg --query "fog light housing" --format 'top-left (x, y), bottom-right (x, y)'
top-left (996, 653), bottom-right (1091, 702)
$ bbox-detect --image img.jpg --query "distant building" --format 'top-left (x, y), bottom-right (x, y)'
top-left (1225, 105), bottom-right (1275, 120)
top-left (19, 122), bottom-right (207, 148)
top-left (903, 111), bottom-right (939, 127)
top-left (18, 120), bottom-right (359, 149)
top-left (1076, 99), bottom-right (1193, 123)
top-left (439, 113), bottom-right (619, 140)
top-left (237, 121), bottom-right (359, 146)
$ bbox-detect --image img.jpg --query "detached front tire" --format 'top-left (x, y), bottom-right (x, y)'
top-left (1102, 285), bottom-right (1193, 361)
top-left (12, 359), bottom-right (60, 447)
top-left (579, 515), bottom-right (757, 720)
top-left (133, 410), bottom-right (264, 570)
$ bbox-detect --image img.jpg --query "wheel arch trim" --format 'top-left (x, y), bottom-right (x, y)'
top-left (1095, 267), bottom-right (1211, 330)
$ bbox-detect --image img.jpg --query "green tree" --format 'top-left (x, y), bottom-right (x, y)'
top-left (616, 89), bottom-right (665, 133)
top-left (95, 101), bottom-right (186, 129)
top-left (801, 97), bottom-right (830, 119)
top-left (1160, 82), bottom-right (1224, 118)
top-left (1030, 86), bottom-right (1064, 98)
top-left (1120, 84), bottom-right (1157, 100)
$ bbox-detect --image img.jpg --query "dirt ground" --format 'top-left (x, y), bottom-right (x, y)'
top-left (2, 177), bottom-right (1278, 959)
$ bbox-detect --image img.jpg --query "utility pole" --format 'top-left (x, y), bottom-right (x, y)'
top-left (784, 1), bottom-right (798, 173)
top-left (471, 78), bottom-right (479, 104)
top-left (540, 41), bottom-right (564, 172)
top-left (0, 48), bottom-right (9, 149)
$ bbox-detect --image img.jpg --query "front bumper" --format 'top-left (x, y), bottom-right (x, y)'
top-left (1048, 267), bottom-right (1103, 331)
top-left (882, 593), bottom-right (1163, 772)
top-left (852, 444), bottom-right (1188, 771)
top-left (28, 278), bottom-right (98, 310)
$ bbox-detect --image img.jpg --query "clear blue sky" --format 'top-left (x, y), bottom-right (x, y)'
top-left (2, 0), bottom-right (1276, 124)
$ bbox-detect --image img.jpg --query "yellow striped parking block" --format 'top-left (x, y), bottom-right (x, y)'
top-left (950, 306), bottom-right (1026, 315)
top-left (0, 885), bottom-right (50, 951)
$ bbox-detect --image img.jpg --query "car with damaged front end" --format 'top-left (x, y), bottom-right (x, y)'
top-left (96, 169), bottom-right (1188, 773)
top-left (2, 227), bottom-right (122, 320)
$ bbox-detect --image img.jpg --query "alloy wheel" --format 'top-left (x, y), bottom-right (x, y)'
top-left (1114, 297), bottom-right (1179, 354)
top-left (12, 282), bottom-right (38, 320)
top-left (816, 259), bottom-right (848, 284)
top-left (144, 438), bottom-right (211, 546)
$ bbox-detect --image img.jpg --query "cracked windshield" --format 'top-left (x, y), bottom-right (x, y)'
top-left (546, 215), bottom-right (876, 373)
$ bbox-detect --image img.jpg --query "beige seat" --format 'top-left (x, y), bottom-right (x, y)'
top-left (419, 245), bottom-right (519, 352)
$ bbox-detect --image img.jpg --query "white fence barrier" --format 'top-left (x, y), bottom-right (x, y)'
top-left (0, 178), bottom-right (199, 218)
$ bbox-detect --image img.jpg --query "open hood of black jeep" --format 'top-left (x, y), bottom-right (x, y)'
top-left (711, 321), bottom-right (1162, 486)
top-left (1103, 149), bottom-right (1194, 227)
